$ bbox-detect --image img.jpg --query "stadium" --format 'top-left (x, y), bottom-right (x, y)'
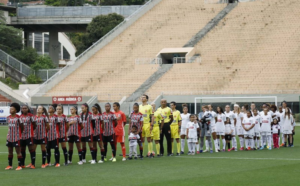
top-left (0, 0), bottom-right (300, 185)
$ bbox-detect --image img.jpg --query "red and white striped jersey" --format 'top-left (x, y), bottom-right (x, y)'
top-left (20, 113), bottom-right (36, 139)
top-left (34, 115), bottom-right (49, 140)
top-left (67, 115), bottom-right (82, 137)
top-left (92, 113), bottom-right (102, 136)
top-left (6, 115), bottom-right (22, 142)
top-left (47, 114), bottom-right (60, 141)
top-left (129, 112), bottom-right (143, 131)
top-left (102, 112), bottom-right (117, 136)
top-left (80, 112), bottom-right (93, 137)
top-left (57, 114), bottom-right (68, 138)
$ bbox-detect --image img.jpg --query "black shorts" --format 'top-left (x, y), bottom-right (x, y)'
top-left (34, 138), bottom-right (47, 145)
top-left (47, 139), bottom-right (59, 149)
top-left (81, 135), bottom-right (93, 142)
top-left (20, 138), bottom-right (34, 146)
top-left (6, 140), bottom-right (20, 147)
top-left (93, 134), bottom-right (103, 142)
top-left (68, 135), bottom-right (81, 143)
top-left (103, 135), bottom-right (114, 143)
top-left (59, 137), bottom-right (67, 143)
top-left (225, 135), bottom-right (232, 141)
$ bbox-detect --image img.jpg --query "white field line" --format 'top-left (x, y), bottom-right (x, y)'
top-left (175, 156), bottom-right (300, 161)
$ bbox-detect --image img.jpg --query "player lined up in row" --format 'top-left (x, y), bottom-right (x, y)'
top-left (4, 96), bottom-right (295, 171)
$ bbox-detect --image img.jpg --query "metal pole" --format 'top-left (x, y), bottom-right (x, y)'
top-left (47, 70), bottom-right (49, 80)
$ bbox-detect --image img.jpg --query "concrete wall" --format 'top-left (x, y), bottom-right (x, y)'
top-left (0, 63), bottom-right (27, 83)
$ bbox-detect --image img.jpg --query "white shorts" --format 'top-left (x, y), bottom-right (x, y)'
top-left (216, 132), bottom-right (225, 136)
top-left (260, 131), bottom-right (271, 136)
top-left (282, 130), bottom-right (292, 135)
top-left (236, 126), bottom-right (243, 135)
top-left (254, 132), bottom-right (260, 137)
top-left (244, 134), bottom-right (253, 138)
top-left (188, 138), bottom-right (198, 143)
top-left (211, 126), bottom-right (216, 133)
top-left (180, 128), bottom-right (187, 136)
top-left (231, 127), bottom-right (236, 136)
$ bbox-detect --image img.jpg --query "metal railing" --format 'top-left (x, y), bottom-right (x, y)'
top-left (0, 49), bottom-right (31, 76)
top-left (135, 57), bottom-right (162, 65)
top-left (31, 0), bottom-right (158, 96)
top-left (173, 57), bottom-right (201, 64)
top-left (17, 6), bottom-right (142, 17)
top-left (35, 69), bottom-right (60, 81)
top-left (161, 90), bottom-right (300, 95)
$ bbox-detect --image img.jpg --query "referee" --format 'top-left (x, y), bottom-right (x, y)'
top-left (158, 99), bottom-right (173, 156)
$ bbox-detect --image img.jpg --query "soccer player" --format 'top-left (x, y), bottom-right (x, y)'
top-left (260, 108), bottom-right (273, 150)
top-left (33, 105), bottom-right (49, 168)
top-left (242, 110), bottom-right (255, 151)
top-left (215, 106), bottom-right (226, 152)
top-left (102, 103), bottom-right (117, 162)
top-left (128, 125), bottom-right (140, 160)
top-left (282, 107), bottom-right (294, 147)
top-left (20, 105), bottom-right (36, 169)
top-left (67, 106), bottom-right (84, 165)
top-left (170, 101), bottom-right (182, 156)
top-left (91, 104), bottom-right (105, 163)
top-left (250, 102), bottom-right (259, 116)
top-left (233, 104), bottom-right (244, 151)
top-left (277, 106), bottom-right (285, 147)
top-left (56, 104), bottom-right (69, 166)
top-left (113, 102), bottom-right (127, 161)
top-left (208, 105), bottom-right (218, 152)
top-left (129, 103), bottom-right (144, 159)
top-left (139, 94), bottom-right (154, 157)
top-left (158, 99), bottom-right (173, 156)
top-left (180, 104), bottom-right (190, 154)
top-left (46, 104), bottom-right (60, 167)
top-left (253, 109), bottom-right (261, 149)
top-left (272, 119), bottom-right (280, 149)
top-left (186, 114), bottom-right (199, 155)
top-left (151, 107), bottom-right (164, 157)
top-left (199, 105), bottom-right (213, 153)
top-left (80, 103), bottom-right (96, 164)
top-left (224, 105), bottom-right (237, 151)
top-left (5, 103), bottom-right (24, 171)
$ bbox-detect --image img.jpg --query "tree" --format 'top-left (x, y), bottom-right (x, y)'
top-left (31, 55), bottom-right (55, 71)
top-left (11, 47), bottom-right (39, 66)
top-left (125, 0), bottom-right (145, 5)
top-left (100, 0), bottom-right (124, 5)
top-left (45, 0), bottom-right (84, 6)
top-left (0, 25), bottom-right (23, 53)
top-left (0, 10), bottom-right (5, 24)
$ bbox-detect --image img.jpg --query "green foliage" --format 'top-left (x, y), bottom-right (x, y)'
top-left (0, 10), bottom-right (5, 24)
top-left (26, 74), bottom-right (42, 84)
top-left (11, 47), bottom-right (39, 66)
top-left (30, 55), bottom-right (55, 71)
top-left (0, 77), bottom-right (21, 89)
top-left (100, 0), bottom-right (124, 5)
top-left (45, 0), bottom-right (84, 6)
top-left (124, 0), bottom-right (145, 5)
top-left (0, 25), bottom-right (23, 53)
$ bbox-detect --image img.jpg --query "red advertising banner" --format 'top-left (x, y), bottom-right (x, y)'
top-left (52, 96), bottom-right (82, 104)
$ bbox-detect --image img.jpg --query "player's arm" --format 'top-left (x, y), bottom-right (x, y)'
top-left (186, 128), bottom-right (189, 139)
top-left (249, 123), bottom-right (255, 130)
top-left (128, 119), bottom-right (132, 135)
top-left (242, 120), bottom-right (246, 131)
top-left (169, 110), bottom-right (173, 124)
top-left (234, 118), bottom-right (237, 126)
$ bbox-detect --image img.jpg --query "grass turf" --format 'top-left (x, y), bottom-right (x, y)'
top-left (0, 125), bottom-right (299, 186)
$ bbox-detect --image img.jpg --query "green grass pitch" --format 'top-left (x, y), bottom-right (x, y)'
top-left (0, 125), bottom-right (299, 186)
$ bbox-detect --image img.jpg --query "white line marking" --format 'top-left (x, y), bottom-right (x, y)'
top-left (175, 156), bottom-right (300, 161)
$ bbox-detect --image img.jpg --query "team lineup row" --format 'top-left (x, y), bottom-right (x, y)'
top-left (4, 95), bottom-right (295, 170)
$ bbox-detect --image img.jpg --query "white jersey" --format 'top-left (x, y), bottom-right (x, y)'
top-left (260, 114), bottom-right (272, 132)
top-left (225, 123), bottom-right (234, 134)
top-left (242, 117), bottom-right (255, 130)
top-left (253, 115), bottom-right (261, 133)
top-left (187, 122), bottom-right (199, 139)
top-left (234, 112), bottom-right (244, 127)
top-left (216, 113), bottom-right (226, 132)
top-left (282, 115), bottom-right (294, 132)
top-left (224, 111), bottom-right (236, 126)
top-left (272, 124), bottom-right (280, 134)
top-left (276, 111), bottom-right (284, 127)
top-left (209, 111), bottom-right (217, 127)
top-left (282, 108), bottom-right (292, 114)
top-left (180, 113), bottom-right (191, 129)
top-left (128, 133), bottom-right (140, 147)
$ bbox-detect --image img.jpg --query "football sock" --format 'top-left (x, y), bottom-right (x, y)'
top-left (101, 148), bottom-right (105, 161)
top-left (89, 147), bottom-right (95, 160)
top-left (54, 147), bottom-right (60, 164)
top-left (68, 150), bottom-right (73, 162)
top-left (200, 137), bottom-right (204, 150)
top-left (268, 136), bottom-right (272, 148)
top-left (42, 150), bottom-right (47, 165)
top-left (181, 139), bottom-right (185, 152)
top-left (78, 149), bottom-right (83, 161)
top-left (239, 137), bottom-right (244, 148)
top-left (177, 142), bottom-right (180, 153)
top-left (47, 148), bottom-right (51, 163)
top-left (207, 137), bottom-right (213, 150)
top-left (18, 155), bottom-right (22, 167)
top-left (171, 142), bottom-right (174, 153)
top-left (62, 147), bottom-right (68, 164)
top-left (110, 142), bottom-right (116, 157)
top-left (227, 142), bottom-right (230, 149)
top-left (104, 142), bottom-right (108, 156)
top-left (205, 139), bottom-right (209, 150)
top-left (196, 143), bottom-right (200, 151)
top-left (21, 149), bottom-right (26, 166)
top-left (232, 137), bottom-right (237, 149)
top-left (94, 148), bottom-right (98, 161)
top-left (121, 143), bottom-right (126, 158)
top-left (30, 150), bottom-right (36, 166)
top-left (214, 139), bottom-right (218, 150)
top-left (139, 143), bottom-right (143, 157)
top-left (8, 155), bottom-right (13, 166)
top-left (222, 139), bottom-right (226, 150)
top-left (251, 139), bottom-right (254, 148)
top-left (282, 134), bottom-right (285, 144)
top-left (148, 142), bottom-right (153, 154)
top-left (82, 147), bottom-right (86, 160)
top-left (245, 139), bottom-right (249, 148)
top-left (156, 143), bottom-right (160, 155)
